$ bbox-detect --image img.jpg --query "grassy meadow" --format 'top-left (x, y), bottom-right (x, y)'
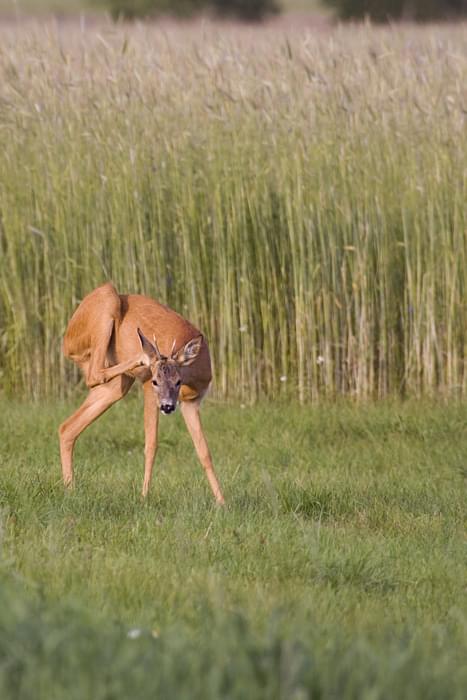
top-left (0, 398), bottom-right (466, 698)
top-left (0, 21), bottom-right (465, 401)
top-left (0, 16), bottom-right (466, 699)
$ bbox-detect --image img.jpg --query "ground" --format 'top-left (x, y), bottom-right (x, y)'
top-left (0, 396), bottom-right (466, 698)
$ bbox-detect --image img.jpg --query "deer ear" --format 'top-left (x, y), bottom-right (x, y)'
top-left (176, 335), bottom-right (203, 366)
top-left (137, 328), bottom-right (162, 361)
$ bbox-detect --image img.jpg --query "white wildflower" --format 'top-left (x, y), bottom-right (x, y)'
top-left (127, 628), bottom-right (143, 640)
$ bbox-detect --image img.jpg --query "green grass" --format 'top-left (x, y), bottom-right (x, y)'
top-left (0, 398), bottom-right (466, 697)
top-left (0, 22), bottom-right (465, 401)
top-left (0, 14), bottom-right (465, 700)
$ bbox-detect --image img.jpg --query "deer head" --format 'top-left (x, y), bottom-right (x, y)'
top-left (137, 328), bottom-right (203, 415)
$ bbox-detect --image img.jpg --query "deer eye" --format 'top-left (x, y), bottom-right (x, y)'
top-left (152, 379), bottom-right (158, 387)
top-left (176, 380), bottom-right (181, 388)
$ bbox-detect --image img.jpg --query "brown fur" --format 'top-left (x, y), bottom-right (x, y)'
top-left (59, 282), bottom-right (224, 503)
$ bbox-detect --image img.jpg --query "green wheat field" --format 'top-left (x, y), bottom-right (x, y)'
top-left (0, 16), bottom-right (466, 699)
top-left (0, 21), bottom-right (465, 400)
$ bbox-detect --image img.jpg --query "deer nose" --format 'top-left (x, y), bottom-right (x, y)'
top-left (160, 403), bottom-right (175, 415)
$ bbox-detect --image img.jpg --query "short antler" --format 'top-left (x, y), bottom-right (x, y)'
top-left (152, 334), bottom-right (163, 361)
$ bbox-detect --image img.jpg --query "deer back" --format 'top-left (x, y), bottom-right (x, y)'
top-left (114, 294), bottom-right (212, 399)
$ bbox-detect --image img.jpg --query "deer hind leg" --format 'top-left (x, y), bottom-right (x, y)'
top-left (86, 317), bottom-right (116, 388)
top-left (59, 374), bottom-right (134, 488)
top-left (79, 283), bottom-right (126, 388)
top-left (86, 313), bottom-right (143, 388)
top-left (180, 399), bottom-right (225, 505)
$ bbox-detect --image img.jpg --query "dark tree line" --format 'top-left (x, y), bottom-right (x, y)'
top-left (100, 0), bottom-right (466, 25)
top-left (103, 0), bottom-right (279, 21)
top-left (322, 0), bottom-right (467, 21)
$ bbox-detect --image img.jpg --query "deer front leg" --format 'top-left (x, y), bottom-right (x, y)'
top-left (59, 375), bottom-right (134, 488)
top-left (142, 380), bottom-right (159, 498)
top-left (180, 399), bottom-right (225, 505)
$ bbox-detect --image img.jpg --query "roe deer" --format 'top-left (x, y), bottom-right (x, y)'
top-left (59, 282), bottom-right (225, 504)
